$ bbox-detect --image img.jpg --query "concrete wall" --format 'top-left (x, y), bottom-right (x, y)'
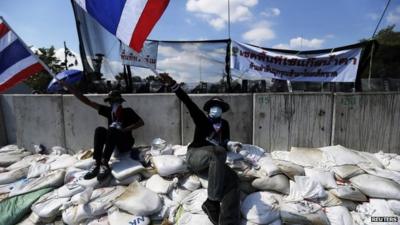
top-left (1, 92), bottom-right (400, 154)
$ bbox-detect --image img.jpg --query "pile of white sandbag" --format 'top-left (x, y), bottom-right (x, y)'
top-left (1, 142), bottom-right (400, 225)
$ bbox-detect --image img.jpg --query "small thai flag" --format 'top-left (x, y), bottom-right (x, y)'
top-left (0, 17), bottom-right (48, 92)
top-left (73, 0), bottom-right (170, 53)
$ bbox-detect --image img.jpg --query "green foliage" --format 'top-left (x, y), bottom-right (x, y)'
top-left (24, 46), bottom-right (64, 93)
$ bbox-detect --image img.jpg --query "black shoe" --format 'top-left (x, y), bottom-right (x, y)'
top-left (202, 199), bottom-right (220, 225)
top-left (83, 164), bottom-right (100, 180)
top-left (97, 164), bottom-right (111, 181)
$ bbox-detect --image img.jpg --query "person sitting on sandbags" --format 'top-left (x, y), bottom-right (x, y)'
top-left (61, 82), bottom-right (144, 181)
top-left (160, 73), bottom-right (240, 225)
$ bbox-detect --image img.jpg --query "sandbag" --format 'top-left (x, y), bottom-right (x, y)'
top-left (341, 199), bottom-right (357, 211)
top-left (0, 149), bottom-right (32, 167)
top-left (0, 167), bottom-right (28, 185)
top-left (319, 145), bottom-right (368, 166)
top-left (357, 152), bottom-right (384, 168)
top-left (108, 208), bottom-right (150, 225)
top-left (16, 212), bottom-right (41, 225)
top-left (10, 169), bottom-right (65, 196)
top-left (358, 163), bottom-right (400, 183)
top-left (7, 154), bottom-right (44, 170)
top-left (251, 174), bottom-right (290, 194)
top-left (31, 191), bottom-right (70, 221)
top-left (241, 191), bottom-right (281, 224)
top-left (354, 199), bottom-right (398, 225)
top-left (305, 168), bottom-right (337, 189)
top-left (0, 144), bottom-right (22, 153)
top-left (325, 206), bottom-right (353, 225)
top-left (54, 182), bottom-right (86, 198)
top-left (288, 147), bottom-right (323, 168)
top-left (0, 187), bottom-right (53, 225)
top-left (238, 144), bottom-right (265, 164)
top-left (180, 175), bottom-right (201, 191)
top-left (273, 159), bottom-right (305, 180)
top-left (111, 153), bottom-right (145, 180)
top-left (85, 216), bottom-right (109, 225)
top-left (258, 155), bottom-right (281, 176)
top-left (177, 212), bottom-right (213, 225)
top-left (332, 165), bottom-right (364, 180)
top-left (27, 162), bottom-right (51, 178)
top-left (168, 187), bottom-right (192, 204)
top-left (110, 174), bottom-right (141, 186)
top-left (287, 176), bottom-right (326, 201)
top-left (74, 158), bottom-right (96, 170)
top-left (280, 200), bottom-right (330, 225)
top-left (145, 174), bottom-right (177, 194)
top-left (151, 155), bottom-right (187, 176)
top-left (330, 185), bottom-right (367, 202)
top-left (49, 154), bottom-right (78, 170)
top-left (270, 151), bottom-right (290, 161)
top-left (388, 200), bottom-right (400, 215)
top-left (374, 151), bottom-right (400, 172)
top-left (350, 174), bottom-right (400, 199)
top-left (181, 189), bottom-right (208, 214)
top-left (318, 191), bottom-right (343, 207)
top-left (113, 181), bottom-right (162, 216)
top-left (64, 167), bottom-right (100, 189)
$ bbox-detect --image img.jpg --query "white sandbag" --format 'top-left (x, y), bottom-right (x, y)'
top-left (50, 146), bottom-right (67, 155)
top-left (10, 169), bottom-right (65, 196)
top-left (31, 191), bottom-right (70, 221)
top-left (50, 154), bottom-right (78, 170)
top-left (354, 199), bottom-right (398, 225)
top-left (374, 151), bottom-right (400, 172)
top-left (27, 162), bottom-right (51, 178)
top-left (172, 145), bottom-right (188, 157)
top-left (330, 185), bottom-right (367, 202)
top-left (6, 154), bottom-right (44, 170)
top-left (199, 176), bottom-right (208, 189)
top-left (150, 138), bottom-right (173, 156)
top-left (64, 167), bottom-right (100, 189)
top-left (241, 191), bottom-right (281, 224)
top-left (333, 165), bottom-right (364, 179)
top-left (145, 174), bottom-right (177, 194)
top-left (258, 155), bottom-right (281, 176)
top-left (350, 174), bottom-right (400, 199)
top-left (280, 200), bottom-right (330, 225)
top-left (318, 191), bottom-right (343, 207)
top-left (86, 216), bottom-right (109, 225)
top-left (180, 175), bottom-right (201, 191)
top-left (226, 151), bottom-right (244, 163)
top-left (273, 159), bottom-right (305, 180)
top-left (110, 153), bottom-right (145, 180)
top-left (325, 206), bottom-right (353, 225)
top-left (16, 212), bottom-right (41, 225)
top-left (251, 174), bottom-right (290, 194)
top-left (108, 208), bottom-right (150, 225)
top-left (110, 174), bottom-right (141, 186)
top-left (388, 200), bottom-right (400, 215)
top-left (288, 147), bottom-right (324, 168)
top-left (238, 144), bottom-right (265, 165)
top-left (305, 168), bottom-right (337, 189)
top-left (319, 145), bottom-right (368, 166)
top-left (63, 186), bottom-right (125, 225)
top-left (177, 212), bottom-right (213, 225)
top-left (151, 155), bottom-right (188, 176)
top-left (357, 152), bottom-right (384, 168)
top-left (287, 176), bottom-right (326, 201)
top-left (113, 181), bottom-right (162, 216)
top-left (0, 144), bottom-right (22, 153)
top-left (151, 195), bottom-right (176, 221)
top-left (0, 150), bottom-right (32, 167)
top-left (169, 187), bottom-right (192, 204)
top-left (74, 158), bottom-right (96, 170)
top-left (358, 163), bottom-right (400, 183)
top-left (181, 188), bottom-right (208, 214)
top-left (0, 167), bottom-right (28, 185)
top-left (270, 150), bottom-right (290, 161)
top-left (54, 183), bottom-right (86, 198)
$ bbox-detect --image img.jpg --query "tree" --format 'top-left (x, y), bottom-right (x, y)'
top-left (25, 46), bottom-right (64, 93)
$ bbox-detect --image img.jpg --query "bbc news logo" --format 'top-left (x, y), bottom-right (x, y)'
top-left (371, 216), bottom-right (398, 223)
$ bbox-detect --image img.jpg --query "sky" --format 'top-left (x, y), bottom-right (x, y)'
top-left (0, 0), bottom-right (399, 81)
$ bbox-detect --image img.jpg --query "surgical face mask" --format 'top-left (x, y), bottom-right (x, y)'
top-left (209, 106), bottom-right (222, 119)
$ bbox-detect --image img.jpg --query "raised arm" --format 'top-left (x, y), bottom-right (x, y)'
top-left (59, 80), bottom-right (101, 110)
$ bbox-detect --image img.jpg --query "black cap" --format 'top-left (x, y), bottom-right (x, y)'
top-left (104, 90), bottom-right (126, 103)
top-left (203, 97), bottom-right (230, 113)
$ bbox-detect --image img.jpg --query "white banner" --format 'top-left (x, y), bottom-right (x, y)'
top-left (231, 41), bottom-right (362, 82)
top-left (120, 41), bottom-right (158, 69)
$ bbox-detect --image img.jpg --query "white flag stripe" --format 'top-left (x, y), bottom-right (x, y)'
top-left (0, 55), bottom-right (37, 84)
top-left (116, 0), bottom-right (147, 45)
top-left (0, 31), bottom-right (17, 52)
top-left (74, 0), bottom-right (87, 11)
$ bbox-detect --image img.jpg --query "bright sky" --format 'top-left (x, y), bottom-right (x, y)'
top-left (0, 0), bottom-right (399, 81)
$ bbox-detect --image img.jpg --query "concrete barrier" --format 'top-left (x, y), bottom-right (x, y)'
top-left (0, 95), bottom-right (17, 144)
top-left (0, 97), bottom-right (6, 146)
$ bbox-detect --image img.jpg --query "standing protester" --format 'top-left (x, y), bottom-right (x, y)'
top-left (62, 83), bottom-right (144, 181)
top-left (160, 73), bottom-right (240, 225)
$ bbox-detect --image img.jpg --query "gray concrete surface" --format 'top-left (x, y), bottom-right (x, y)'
top-left (0, 95), bottom-right (17, 144)
top-left (0, 97), bottom-right (6, 146)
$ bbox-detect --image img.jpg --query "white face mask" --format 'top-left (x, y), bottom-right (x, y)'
top-left (209, 106), bottom-right (222, 119)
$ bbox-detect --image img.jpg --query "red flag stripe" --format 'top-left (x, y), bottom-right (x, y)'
top-left (129, 0), bottom-right (169, 52)
top-left (0, 63), bottom-right (43, 92)
top-left (0, 23), bottom-right (10, 39)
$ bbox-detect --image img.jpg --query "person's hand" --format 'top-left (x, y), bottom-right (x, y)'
top-left (159, 73), bottom-right (175, 86)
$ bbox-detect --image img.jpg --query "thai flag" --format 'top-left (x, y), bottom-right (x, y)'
top-left (0, 17), bottom-right (46, 92)
top-left (73, 0), bottom-right (169, 53)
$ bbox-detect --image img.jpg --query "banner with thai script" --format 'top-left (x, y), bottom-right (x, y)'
top-left (120, 41), bottom-right (158, 69)
top-left (230, 41), bottom-right (362, 82)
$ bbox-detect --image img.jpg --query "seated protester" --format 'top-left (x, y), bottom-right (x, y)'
top-left (160, 73), bottom-right (240, 225)
top-left (62, 83), bottom-right (144, 181)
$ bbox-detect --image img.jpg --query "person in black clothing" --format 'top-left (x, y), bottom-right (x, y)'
top-left (160, 73), bottom-right (240, 225)
top-left (61, 82), bottom-right (144, 181)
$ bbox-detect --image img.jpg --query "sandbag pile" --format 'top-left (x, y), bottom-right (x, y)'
top-left (0, 143), bottom-right (400, 225)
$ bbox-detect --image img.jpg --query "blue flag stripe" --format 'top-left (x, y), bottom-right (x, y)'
top-left (0, 40), bottom-right (31, 75)
top-left (85, 0), bottom-right (126, 35)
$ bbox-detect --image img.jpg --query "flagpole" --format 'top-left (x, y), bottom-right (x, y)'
top-left (227, 0), bottom-right (231, 39)
top-left (0, 16), bottom-right (56, 78)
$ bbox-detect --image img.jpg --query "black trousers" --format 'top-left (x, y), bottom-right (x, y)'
top-left (93, 126), bottom-right (134, 164)
top-left (186, 145), bottom-right (240, 225)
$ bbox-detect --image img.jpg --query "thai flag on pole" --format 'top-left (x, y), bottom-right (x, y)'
top-left (73, 0), bottom-right (169, 53)
top-left (0, 17), bottom-right (47, 92)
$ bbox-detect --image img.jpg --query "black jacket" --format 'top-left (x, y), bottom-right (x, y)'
top-left (175, 87), bottom-right (230, 149)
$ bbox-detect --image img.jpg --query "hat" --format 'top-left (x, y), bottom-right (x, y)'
top-left (104, 90), bottom-right (125, 103)
top-left (203, 97), bottom-right (230, 113)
